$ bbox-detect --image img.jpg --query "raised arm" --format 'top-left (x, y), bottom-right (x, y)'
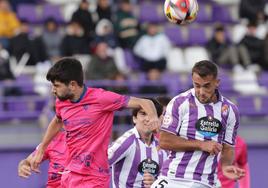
top-left (30, 116), bottom-right (62, 172)
top-left (126, 97), bottom-right (159, 131)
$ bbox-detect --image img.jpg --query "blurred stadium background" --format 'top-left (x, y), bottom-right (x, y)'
top-left (0, 0), bottom-right (268, 187)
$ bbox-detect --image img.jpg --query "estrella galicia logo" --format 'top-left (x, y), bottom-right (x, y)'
top-left (195, 116), bottom-right (222, 137)
top-left (138, 158), bottom-right (159, 177)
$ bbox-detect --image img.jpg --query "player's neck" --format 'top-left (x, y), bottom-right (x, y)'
top-left (141, 133), bottom-right (153, 146)
top-left (71, 85), bottom-right (85, 102)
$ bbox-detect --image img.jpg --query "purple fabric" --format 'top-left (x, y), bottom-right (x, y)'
top-left (126, 139), bottom-right (141, 186)
top-left (109, 135), bottom-right (135, 164)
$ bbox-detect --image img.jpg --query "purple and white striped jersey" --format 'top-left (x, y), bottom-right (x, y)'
top-left (160, 88), bottom-right (239, 188)
top-left (108, 127), bottom-right (168, 188)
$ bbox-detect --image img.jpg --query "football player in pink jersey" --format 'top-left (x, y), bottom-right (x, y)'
top-left (18, 129), bottom-right (67, 188)
top-left (217, 135), bottom-right (250, 188)
top-left (30, 57), bottom-right (159, 188)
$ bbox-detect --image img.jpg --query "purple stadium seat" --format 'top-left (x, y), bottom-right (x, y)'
top-left (123, 49), bottom-right (140, 70)
top-left (138, 3), bottom-right (165, 23)
top-left (42, 4), bottom-right (65, 23)
top-left (164, 25), bottom-right (186, 47)
top-left (17, 4), bottom-right (40, 23)
top-left (236, 96), bottom-right (264, 117)
top-left (15, 75), bottom-right (36, 95)
top-left (259, 96), bottom-right (268, 116)
top-left (195, 4), bottom-right (212, 23)
top-left (218, 70), bottom-right (237, 95)
top-left (0, 96), bottom-right (48, 121)
top-left (187, 27), bottom-right (207, 46)
top-left (211, 5), bottom-right (235, 23)
top-left (258, 71), bottom-right (268, 89)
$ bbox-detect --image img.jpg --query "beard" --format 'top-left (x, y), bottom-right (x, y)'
top-left (56, 93), bottom-right (74, 101)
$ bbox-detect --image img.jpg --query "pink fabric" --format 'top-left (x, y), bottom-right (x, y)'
top-left (61, 171), bottom-right (110, 188)
top-left (55, 87), bottom-right (128, 182)
top-left (34, 130), bottom-right (67, 188)
top-left (218, 136), bottom-right (248, 188)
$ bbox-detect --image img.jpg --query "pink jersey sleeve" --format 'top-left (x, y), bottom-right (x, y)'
top-left (97, 89), bottom-right (129, 111)
top-left (236, 136), bottom-right (248, 166)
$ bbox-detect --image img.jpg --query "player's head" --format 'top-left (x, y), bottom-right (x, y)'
top-left (192, 60), bottom-right (220, 104)
top-left (46, 57), bottom-right (84, 101)
top-left (132, 98), bottom-right (163, 134)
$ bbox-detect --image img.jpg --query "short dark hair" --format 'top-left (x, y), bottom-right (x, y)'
top-left (156, 96), bottom-right (171, 107)
top-left (132, 98), bottom-right (163, 118)
top-left (192, 60), bottom-right (218, 78)
top-left (46, 57), bottom-right (84, 86)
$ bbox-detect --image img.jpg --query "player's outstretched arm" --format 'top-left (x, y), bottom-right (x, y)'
top-left (18, 154), bottom-right (33, 178)
top-left (126, 97), bottom-right (159, 132)
top-left (30, 116), bottom-right (62, 173)
top-left (159, 131), bottom-right (222, 155)
top-left (221, 143), bottom-right (245, 180)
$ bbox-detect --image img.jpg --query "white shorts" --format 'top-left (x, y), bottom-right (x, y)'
top-left (151, 176), bottom-right (212, 188)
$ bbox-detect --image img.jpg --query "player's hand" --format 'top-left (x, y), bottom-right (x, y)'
top-left (30, 147), bottom-right (44, 173)
top-left (18, 160), bottom-right (32, 178)
top-left (200, 141), bottom-right (222, 155)
top-left (147, 115), bottom-right (160, 133)
top-left (222, 165), bottom-right (245, 180)
top-left (143, 171), bottom-right (155, 188)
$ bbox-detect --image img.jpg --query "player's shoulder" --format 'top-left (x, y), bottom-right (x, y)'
top-left (112, 128), bottom-right (136, 147)
top-left (169, 89), bottom-right (192, 105)
top-left (222, 96), bottom-right (239, 114)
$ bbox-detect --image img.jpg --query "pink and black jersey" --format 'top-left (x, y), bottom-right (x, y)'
top-left (34, 130), bottom-right (67, 188)
top-left (218, 136), bottom-right (248, 188)
top-left (108, 127), bottom-right (168, 188)
top-left (160, 89), bottom-right (239, 188)
top-left (55, 87), bottom-right (129, 178)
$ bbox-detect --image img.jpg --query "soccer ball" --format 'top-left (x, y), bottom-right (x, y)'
top-left (164, 0), bottom-right (199, 25)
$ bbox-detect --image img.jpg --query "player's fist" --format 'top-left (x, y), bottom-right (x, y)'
top-left (200, 141), bottom-right (222, 155)
top-left (222, 165), bottom-right (246, 180)
top-left (30, 147), bottom-right (44, 173)
top-left (18, 160), bottom-right (32, 178)
top-left (143, 171), bottom-right (155, 188)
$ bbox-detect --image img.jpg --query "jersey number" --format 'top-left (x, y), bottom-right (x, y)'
top-left (155, 179), bottom-right (168, 188)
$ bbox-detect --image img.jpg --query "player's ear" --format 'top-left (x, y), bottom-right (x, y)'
top-left (132, 116), bottom-right (137, 125)
top-left (215, 78), bottom-right (220, 88)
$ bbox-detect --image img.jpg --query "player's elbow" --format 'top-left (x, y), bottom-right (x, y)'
top-left (159, 140), bottom-right (170, 150)
top-left (159, 132), bottom-right (172, 150)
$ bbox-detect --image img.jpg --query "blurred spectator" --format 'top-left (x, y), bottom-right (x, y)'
top-left (239, 0), bottom-right (266, 23)
top-left (45, 0), bottom-right (80, 21)
top-left (206, 24), bottom-right (251, 69)
top-left (0, 44), bottom-right (13, 80)
top-left (96, 0), bottom-right (112, 21)
top-left (133, 22), bottom-right (171, 72)
top-left (0, 44), bottom-right (21, 96)
top-left (94, 19), bottom-right (117, 48)
top-left (85, 41), bottom-right (120, 80)
top-left (239, 21), bottom-right (264, 68)
top-left (40, 17), bottom-right (63, 61)
top-left (114, 0), bottom-right (140, 49)
top-left (138, 69), bottom-right (168, 95)
top-left (0, 0), bottom-right (20, 49)
top-left (9, 20), bottom-right (38, 66)
top-left (262, 33), bottom-right (268, 70)
top-left (71, 0), bottom-right (94, 39)
top-left (60, 20), bottom-right (89, 56)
